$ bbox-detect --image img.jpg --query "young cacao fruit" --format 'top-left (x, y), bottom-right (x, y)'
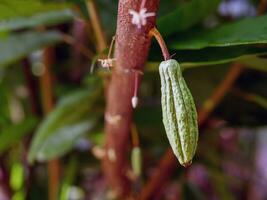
top-left (159, 59), bottom-right (198, 167)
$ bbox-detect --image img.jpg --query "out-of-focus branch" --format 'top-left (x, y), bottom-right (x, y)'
top-left (257, 0), bottom-right (267, 14)
top-left (38, 47), bottom-right (60, 200)
top-left (198, 63), bottom-right (243, 125)
top-left (86, 0), bottom-right (107, 52)
top-left (39, 48), bottom-right (54, 113)
top-left (62, 34), bottom-right (94, 59)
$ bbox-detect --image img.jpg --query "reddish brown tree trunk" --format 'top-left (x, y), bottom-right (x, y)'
top-left (102, 0), bottom-right (160, 197)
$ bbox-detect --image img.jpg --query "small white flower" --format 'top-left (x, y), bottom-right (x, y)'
top-left (98, 58), bottom-right (116, 69)
top-left (129, 8), bottom-right (155, 29)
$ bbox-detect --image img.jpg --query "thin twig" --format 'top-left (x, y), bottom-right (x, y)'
top-left (39, 47), bottom-right (60, 200)
top-left (62, 34), bottom-right (94, 59)
top-left (198, 63), bottom-right (243, 125)
top-left (108, 36), bottom-right (116, 59)
top-left (86, 0), bottom-right (107, 52)
top-left (257, 0), bottom-right (267, 14)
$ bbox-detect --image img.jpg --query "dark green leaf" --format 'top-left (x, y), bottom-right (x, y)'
top-left (36, 120), bottom-right (96, 161)
top-left (0, 117), bottom-right (38, 153)
top-left (171, 15), bottom-right (267, 49)
top-left (158, 0), bottom-right (220, 36)
top-left (28, 83), bottom-right (102, 163)
top-left (177, 46), bottom-right (267, 69)
top-left (0, 9), bottom-right (75, 32)
top-left (0, 0), bottom-right (70, 20)
top-left (0, 31), bottom-right (62, 67)
top-left (147, 46), bottom-right (267, 71)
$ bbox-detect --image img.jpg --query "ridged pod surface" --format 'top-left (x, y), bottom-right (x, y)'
top-left (159, 59), bottom-right (198, 167)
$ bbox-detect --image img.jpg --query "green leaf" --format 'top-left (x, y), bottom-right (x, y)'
top-left (0, 31), bottom-right (62, 67)
top-left (171, 15), bottom-right (267, 50)
top-left (0, 117), bottom-right (38, 153)
top-left (0, 0), bottom-right (70, 20)
top-left (28, 83), bottom-right (102, 163)
top-left (158, 0), bottom-right (220, 36)
top-left (36, 121), bottom-right (96, 161)
top-left (0, 9), bottom-right (75, 33)
top-left (147, 46), bottom-right (267, 71)
top-left (177, 47), bottom-right (267, 69)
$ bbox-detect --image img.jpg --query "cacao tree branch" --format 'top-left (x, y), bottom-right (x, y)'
top-left (102, 0), bottom-right (160, 197)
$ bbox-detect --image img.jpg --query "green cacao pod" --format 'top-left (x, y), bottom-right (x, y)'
top-left (159, 59), bottom-right (198, 167)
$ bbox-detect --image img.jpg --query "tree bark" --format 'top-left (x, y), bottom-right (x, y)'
top-left (102, 0), bottom-right (160, 197)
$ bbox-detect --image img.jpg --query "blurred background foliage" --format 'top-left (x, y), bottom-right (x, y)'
top-left (0, 0), bottom-right (267, 199)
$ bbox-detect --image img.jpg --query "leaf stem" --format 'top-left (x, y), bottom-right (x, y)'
top-left (149, 27), bottom-right (170, 61)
